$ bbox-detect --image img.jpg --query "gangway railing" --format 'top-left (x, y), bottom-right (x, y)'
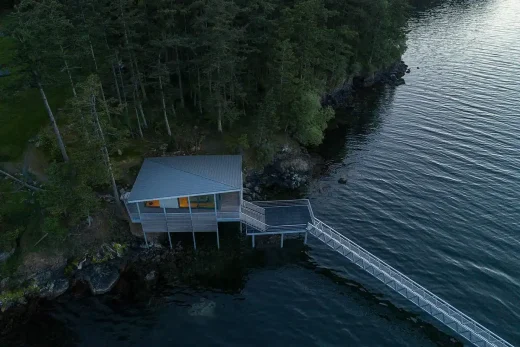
top-left (308, 218), bottom-right (514, 347)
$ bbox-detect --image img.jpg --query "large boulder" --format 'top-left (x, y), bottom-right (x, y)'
top-left (78, 263), bottom-right (120, 295)
top-left (268, 147), bottom-right (313, 190)
top-left (244, 144), bottom-right (314, 197)
top-left (33, 271), bottom-right (69, 299)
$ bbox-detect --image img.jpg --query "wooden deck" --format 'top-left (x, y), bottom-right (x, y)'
top-left (243, 200), bottom-right (313, 235)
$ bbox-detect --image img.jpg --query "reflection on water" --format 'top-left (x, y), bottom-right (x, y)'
top-left (318, 85), bottom-right (398, 166)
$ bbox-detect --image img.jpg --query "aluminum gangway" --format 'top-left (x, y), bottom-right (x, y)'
top-left (307, 218), bottom-right (514, 347)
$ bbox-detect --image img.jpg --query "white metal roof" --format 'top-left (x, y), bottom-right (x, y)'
top-left (127, 155), bottom-right (242, 203)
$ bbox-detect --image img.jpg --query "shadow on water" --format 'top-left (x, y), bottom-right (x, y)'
top-left (316, 84), bottom-right (397, 168)
top-left (299, 250), bottom-right (463, 347)
top-left (155, 233), bottom-right (462, 346)
top-left (1, 231), bottom-right (462, 347)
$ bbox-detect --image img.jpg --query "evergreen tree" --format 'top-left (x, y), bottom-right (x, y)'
top-left (7, 0), bottom-right (73, 162)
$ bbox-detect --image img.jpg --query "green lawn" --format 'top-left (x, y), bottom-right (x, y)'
top-left (0, 87), bottom-right (70, 161)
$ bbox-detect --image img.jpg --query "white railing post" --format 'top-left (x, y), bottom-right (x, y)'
top-left (214, 193), bottom-right (220, 249)
top-left (136, 202), bottom-right (148, 248)
top-left (188, 196), bottom-right (196, 250)
top-left (167, 232), bottom-right (172, 249)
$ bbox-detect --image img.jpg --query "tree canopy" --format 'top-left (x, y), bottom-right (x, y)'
top-left (0, 0), bottom-right (408, 248)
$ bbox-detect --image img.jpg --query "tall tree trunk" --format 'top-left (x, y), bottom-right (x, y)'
top-left (37, 80), bottom-right (69, 162)
top-left (133, 56), bottom-right (147, 101)
top-left (90, 95), bottom-right (122, 211)
top-left (134, 104), bottom-right (143, 138)
top-left (105, 36), bottom-right (122, 106)
top-left (280, 46), bottom-right (285, 103)
top-left (138, 99), bottom-right (147, 129)
top-left (197, 68), bottom-right (203, 114)
top-left (217, 61), bottom-right (223, 132)
top-left (111, 62), bottom-right (122, 105)
top-left (217, 98), bottom-right (223, 133)
top-left (159, 75), bottom-right (172, 136)
top-left (88, 41), bottom-right (99, 72)
top-left (208, 72), bottom-right (212, 95)
top-left (116, 52), bottom-right (127, 105)
top-left (127, 53), bottom-right (147, 129)
top-left (116, 53), bottom-right (131, 130)
top-left (60, 46), bottom-right (77, 97)
top-left (175, 46), bottom-right (185, 108)
top-left (119, 0), bottom-right (146, 102)
top-left (81, 1), bottom-right (99, 72)
top-left (99, 86), bottom-right (112, 125)
top-left (84, 39), bottom-right (112, 124)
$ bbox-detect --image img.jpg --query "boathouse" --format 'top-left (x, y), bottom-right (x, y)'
top-left (122, 155), bottom-right (313, 249)
top-left (121, 155), bottom-right (513, 346)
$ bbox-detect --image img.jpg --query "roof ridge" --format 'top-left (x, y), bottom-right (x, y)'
top-left (148, 157), bottom-right (238, 190)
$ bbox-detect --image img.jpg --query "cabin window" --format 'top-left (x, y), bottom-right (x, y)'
top-left (144, 200), bottom-right (160, 208)
top-left (178, 195), bottom-right (215, 209)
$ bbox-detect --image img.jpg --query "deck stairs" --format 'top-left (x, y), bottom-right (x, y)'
top-left (241, 201), bottom-right (267, 232)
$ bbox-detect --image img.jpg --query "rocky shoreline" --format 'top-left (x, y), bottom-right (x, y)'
top-left (0, 60), bottom-right (410, 335)
top-left (0, 240), bottom-right (182, 335)
top-left (322, 60), bottom-right (409, 108)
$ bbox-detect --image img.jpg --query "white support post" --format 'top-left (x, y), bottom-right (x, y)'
top-left (163, 206), bottom-right (172, 249)
top-left (281, 234), bottom-right (284, 248)
top-left (188, 196), bottom-right (196, 250)
top-left (216, 225), bottom-right (220, 249)
top-left (137, 203), bottom-right (148, 248)
top-left (252, 234), bottom-right (255, 248)
top-left (239, 189), bottom-right (243, 215)
top-left (214, 194), bottom-right (220, 249)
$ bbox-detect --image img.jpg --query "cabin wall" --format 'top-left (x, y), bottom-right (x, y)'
top-left (126, 190), bottom-right (242, 229)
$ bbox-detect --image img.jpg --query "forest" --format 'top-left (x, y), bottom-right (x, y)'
top-left (0, 0), bottom-right (408, 270)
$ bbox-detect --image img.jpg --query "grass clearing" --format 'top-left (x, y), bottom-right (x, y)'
top-left (0, 13), bottom-right (70, 162)
top-left (0, 87), bottom-right (70, 161)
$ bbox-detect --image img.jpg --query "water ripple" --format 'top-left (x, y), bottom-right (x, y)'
top-left (314, 0), bottom-right (520, 344)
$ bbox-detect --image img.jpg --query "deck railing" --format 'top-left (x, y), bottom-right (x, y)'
top-left (217, 211), bottom-right (241, 220)
top-left (308, 218), bottom-right (514, 347)
top-left (139, 212), bottom-right (220, 233)
top-left (240, 200), bottom-right (312, 234)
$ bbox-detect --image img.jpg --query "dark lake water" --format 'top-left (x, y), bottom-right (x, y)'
top-left (3, 0), bottom-right (519, 346)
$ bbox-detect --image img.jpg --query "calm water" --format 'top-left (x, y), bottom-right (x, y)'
top-left (4, 0), bottom-right (520, 345)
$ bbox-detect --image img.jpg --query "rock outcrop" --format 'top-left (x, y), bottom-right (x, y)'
top-left (33, 271), bottom-right (69, 299)
top-left (323, 61), bottom-right (409, 108)
top-left (77, 263), bottom-right (120, 295)
top-left (244, 145), bottom-right (315, 200)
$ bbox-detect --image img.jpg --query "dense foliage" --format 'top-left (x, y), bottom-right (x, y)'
top-left (0, 0), bottom-right (408, 246)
